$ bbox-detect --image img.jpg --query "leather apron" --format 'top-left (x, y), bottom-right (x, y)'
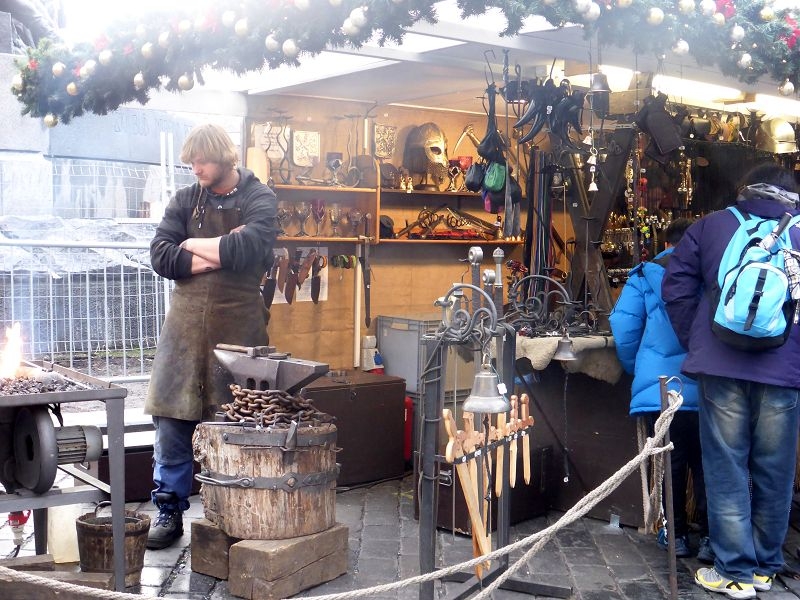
top-left (145, 199), bottom-right (268, 421)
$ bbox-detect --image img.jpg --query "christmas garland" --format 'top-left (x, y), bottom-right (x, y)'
top-left (9, 0), bottom-right (800, 126)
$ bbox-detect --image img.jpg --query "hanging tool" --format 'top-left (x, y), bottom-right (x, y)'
top-left (359, 214), bottom-right (372, 327)
top-left (284, 248), bottom-right (303, 304)
top-left (443, 409), bottom-right (491, 578)
top-left (261, 258), bottom-right (280, 309)
top-left (502, 50), bottom-right (513, 239)
top-left (520, 393), bottom-right (533, 484)
top-left (297, 248), bottom-right (318, 288)
top-left (494, 411), bottom-right (506, 498)
top-left (508, 395), bottom-right (518, 488)
top-left (311, 254), bottom-right (327, 304)
top-left (275, 248), bottom-right (290, 294)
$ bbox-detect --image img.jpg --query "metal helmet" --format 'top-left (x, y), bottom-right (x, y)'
top-left (403, 122), bottom-right (449, 179)
top-left (755, 118), bottom-right (798, 154)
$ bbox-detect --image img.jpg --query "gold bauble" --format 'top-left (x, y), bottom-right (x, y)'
top-left (178, 74), bottom-right (194, 91)
top-left (712, 12), bottom-right (725, 26)
top-left (616, 0), bottom-right (632, 7)
top-left (678, 0), bottom-right (695, 14)
top-left (43, 114), bottom-right (58, 128)
top-left (282, 38), bottom-right (298, 58)
top-left (141, 42), bottom-right (155, 59)
top-left (133, 72), bottom-right (145, 90)
top-left (11, 73), bottom-right (23, 91)
top-left (158, 31), bottom-right (170, 48)
top-left (760, 6), bottom-right (775, 21)
top-left (646, 7), bottom-right (664, 25)
top-left (178, 19), bottom-right (192, 34)
top-left (265, 34), bottom-right (280, 52)
top-left (235, 18), bottom-right (249, 36)
top-left (779, 79), bottom-right (795, 97)
top-left (66, 81), bottom-right (78, 95)
top-left (98, 49), bottom-right (113, 66)
top-left (51, 61), bottom-right (66, 77)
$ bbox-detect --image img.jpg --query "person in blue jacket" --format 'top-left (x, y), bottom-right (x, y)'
top-left (610, 218), bottom-right (711, 562)
top-left (662, 163), bottom-right (800, 599)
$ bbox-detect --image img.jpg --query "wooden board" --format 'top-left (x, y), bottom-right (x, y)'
top-left (0, 554), bottom-right (55, 571)
top-left (228, 523), bottom-right (348, 599)
top-left (190, 518), bottom-right (241, 580)
top-left (0, 569), bottom-right (114, 599)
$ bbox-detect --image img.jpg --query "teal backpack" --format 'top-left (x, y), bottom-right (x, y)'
top-left (711, 206), bottom-right (800, 350)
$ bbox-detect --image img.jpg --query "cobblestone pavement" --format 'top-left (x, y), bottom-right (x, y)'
top-left (3, 475), bottom-right (800, 599)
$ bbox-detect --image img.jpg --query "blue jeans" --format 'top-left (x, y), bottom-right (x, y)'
top-left (699, 375), bottom-right (799, 583)
top-left (151, 416), bottom-right (198, 512)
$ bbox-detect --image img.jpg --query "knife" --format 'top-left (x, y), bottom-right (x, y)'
top-left (275, 248), bottom-right (290, 294)
top-left (285, 248), bottom-right (302, 304)
top-left (311, 255), bottom-right (327, 304)
top-left (297, 249), bottom-right (318, 289)
top-left (260, 258), bottom-right (280, 309)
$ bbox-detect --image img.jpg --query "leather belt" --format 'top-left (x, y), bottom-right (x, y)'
top-left (195, 466), bottom-right (340, 492)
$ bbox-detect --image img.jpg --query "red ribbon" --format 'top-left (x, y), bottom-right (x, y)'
top-left (784, 16), bottom-right (800, 50)
top-left (715, 0), bottom-right (735, 19)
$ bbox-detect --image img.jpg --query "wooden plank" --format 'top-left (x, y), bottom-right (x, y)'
top-left (190, 518), bottom-right (241, 580)
top-left (230, 523), bottom-right (348, 582)
top-left (251, 550), bottom-right (348, 600)
top-left (0, 554), bottom-right (55, 571)
top-left (0, 569), bottom-right (114, 599)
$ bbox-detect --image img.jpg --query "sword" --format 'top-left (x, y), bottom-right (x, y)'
top-left (359, 214), bottom-right (372, 327)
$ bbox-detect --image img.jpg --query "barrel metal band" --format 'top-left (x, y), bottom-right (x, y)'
top-left (195, 466), bottom-right (339, 492)
top-left (221, 429), bottom-right (337, 448)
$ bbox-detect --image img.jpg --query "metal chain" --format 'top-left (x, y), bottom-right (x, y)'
top-left (220, 385), bottom-right (335, 427)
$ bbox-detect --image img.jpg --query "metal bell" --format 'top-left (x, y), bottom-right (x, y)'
top-left (553, 334), bottom-right (577, 361)
top-left (463, 364), bottom-right (511, 414)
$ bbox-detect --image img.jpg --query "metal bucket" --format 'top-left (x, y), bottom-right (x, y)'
top-left (76, 502), bottom-right (150, 588)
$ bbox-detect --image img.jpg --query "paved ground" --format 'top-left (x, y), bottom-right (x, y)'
top-left (3, 474), bottom-right (800, 599)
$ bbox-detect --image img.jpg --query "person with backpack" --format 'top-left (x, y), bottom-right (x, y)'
top-left (662, 163), bottom-right (800, 599)
top-left (610, 218), bottom-right (713, 563)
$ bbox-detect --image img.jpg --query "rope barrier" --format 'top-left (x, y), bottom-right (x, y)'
top-left (0, 391), bottom-right (681, 600)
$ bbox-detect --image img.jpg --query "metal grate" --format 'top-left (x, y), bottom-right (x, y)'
top-left (0, 239), bottom-right (171, 379)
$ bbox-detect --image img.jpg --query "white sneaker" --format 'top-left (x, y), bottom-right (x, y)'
top-left (695, 567), bottom-right (756, 599)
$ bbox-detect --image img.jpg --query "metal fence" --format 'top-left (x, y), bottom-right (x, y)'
top-left (0, 238), bottom-right (169, 381)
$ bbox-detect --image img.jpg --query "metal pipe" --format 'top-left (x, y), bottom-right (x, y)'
top-left (659, 375), bottom-right (678, 600)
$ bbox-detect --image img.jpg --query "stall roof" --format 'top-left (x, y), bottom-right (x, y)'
top-left (198, 7), bottom-right (792, 117)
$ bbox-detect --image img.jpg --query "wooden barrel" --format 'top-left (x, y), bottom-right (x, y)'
top-left (193, 422), bottom-right (338, 540)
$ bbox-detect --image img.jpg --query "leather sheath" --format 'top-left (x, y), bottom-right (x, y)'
top-left (297, 249), bottom-right (317, 288)
top-left (261, 278), bottom-right (276, 309)
top-left (284, 249), bottom-right (302, 304)
top-left (276, 253), bottom-right (289, 293)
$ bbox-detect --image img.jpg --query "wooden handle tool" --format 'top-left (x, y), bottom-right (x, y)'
top-left (521, 393), bottom-right (532, 485)
top-left (443, 409), bottom-right (491, 575)
top-left (494, 412), bottom-right (506, 498)
top-left (508, 395), bottom-right (518, 488)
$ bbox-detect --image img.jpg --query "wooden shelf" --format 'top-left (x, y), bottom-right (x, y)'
top-left (379, 238), bottom-right (523, 245)
top-left (276, 236), bottom-right (363, 243)
top-left (275, 184), bottom-right (376, 194)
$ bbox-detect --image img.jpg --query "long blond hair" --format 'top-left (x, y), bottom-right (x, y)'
top-left (180, 123), bottom-right (238, 170)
